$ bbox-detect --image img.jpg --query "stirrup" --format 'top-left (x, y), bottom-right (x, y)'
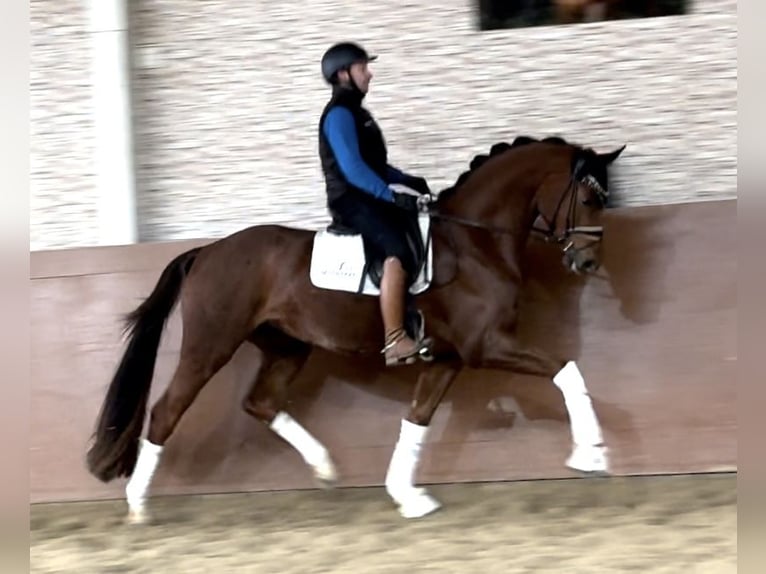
top-left (381, 328), bottom-right (431, 367)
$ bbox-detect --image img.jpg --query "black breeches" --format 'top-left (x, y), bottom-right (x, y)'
top-left (331, 193), bottom-right (416, 279)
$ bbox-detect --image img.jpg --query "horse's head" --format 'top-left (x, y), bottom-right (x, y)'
top-left (534, 142), bottom-right (625, 274)
top-left (432, 136), bottom-right (625, 275)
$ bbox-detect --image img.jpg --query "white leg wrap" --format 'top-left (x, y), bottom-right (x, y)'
top-left (125, 439), bottom-right (163, 517)
top-left (385, 419), bottom-right (441, 518)
top-left (270, 412), bottom-right (336, 483)
top-left (553, 361), bottom-right (609, 473)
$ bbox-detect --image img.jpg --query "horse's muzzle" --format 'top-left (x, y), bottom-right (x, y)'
top-left (563, 244), bottom-right (601, 275)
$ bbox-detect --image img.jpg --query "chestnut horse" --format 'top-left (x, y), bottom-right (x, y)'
top-left (86, 136), bottom-right (625, 521)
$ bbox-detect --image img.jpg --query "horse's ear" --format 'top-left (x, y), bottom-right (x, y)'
top-left (598, 145), bottom-right (626, 165)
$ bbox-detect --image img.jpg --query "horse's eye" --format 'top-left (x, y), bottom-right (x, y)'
top-left (581, 198), bottom-right (593, 206)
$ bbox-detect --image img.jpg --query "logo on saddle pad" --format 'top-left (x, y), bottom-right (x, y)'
top-left (309, 213), bottom-right (433, 296)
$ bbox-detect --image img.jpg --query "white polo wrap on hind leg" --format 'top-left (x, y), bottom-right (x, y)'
top-left (125, 438), bottom-right (163, 511)
top-left (270, 411), bottom-right (336, 482)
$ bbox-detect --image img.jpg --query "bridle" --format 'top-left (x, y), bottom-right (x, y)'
top-left (531, 159), bottom-right (608, 256)
top-left (426, 159), bottom-right (609, 256)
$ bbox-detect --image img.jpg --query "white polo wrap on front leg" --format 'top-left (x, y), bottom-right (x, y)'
top-left (384, 418), bottom-right (441, 518)
top-left (553, 360), bottom-right (609, 473)
top-left (385, 419), bottom-right (428, 499)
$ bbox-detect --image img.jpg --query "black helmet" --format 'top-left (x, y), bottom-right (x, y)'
top-left (321, 42), bottom-right (377, 84)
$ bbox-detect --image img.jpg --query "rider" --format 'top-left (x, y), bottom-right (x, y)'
top-left (318, 41), bottom-right (433, 367)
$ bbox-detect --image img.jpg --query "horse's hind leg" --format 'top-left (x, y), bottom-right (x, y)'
top-left (242, 326), bottom-right (337, 487)
top-left (385, 359), bottom-right (460, 519)
top-left (125, 330), bottom-right (244, 524)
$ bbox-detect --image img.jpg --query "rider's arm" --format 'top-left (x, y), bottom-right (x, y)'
top-left (386, 164), bottom-right (409, 184)
top-left (387, 164), bottom-right (428, 194)
top-left (323, 106), bottom-right (394, 202)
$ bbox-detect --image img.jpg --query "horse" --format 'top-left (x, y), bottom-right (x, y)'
top-left (85, 135), bottom-right (626, 522)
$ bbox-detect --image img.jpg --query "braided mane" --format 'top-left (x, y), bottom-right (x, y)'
top-left (437, 135), bottom-right (573, 201)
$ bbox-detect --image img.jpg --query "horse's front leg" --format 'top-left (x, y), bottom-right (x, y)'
top-left (475, 332), bottom-right (610, 475)
top-left (385, 359), bottom-right (460, 519)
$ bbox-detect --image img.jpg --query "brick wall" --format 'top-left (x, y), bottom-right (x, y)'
top-left (31, 0), bottom-right (98, 250)
top-left (30, 0), bottom-right (737, 249)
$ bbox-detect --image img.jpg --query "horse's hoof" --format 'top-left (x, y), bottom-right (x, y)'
top-left (566, 444), bottom-right (610, 475)
top-left (316, 476), bottom-right (337, 490)
top-left (394, 489), bottom-right (442, 519)
top-left (313, 457), bottom-right (339, 489)
top-left (314, 472), bottom-right (338, 490)
top-left (126, 507), bottom-right (148, 525)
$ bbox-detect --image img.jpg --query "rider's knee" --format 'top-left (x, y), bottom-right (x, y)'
top-left (383, 256), bottom-right (403, 270)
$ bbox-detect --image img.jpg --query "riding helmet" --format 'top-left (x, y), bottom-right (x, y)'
top-left (321, 42), bottom-right (377, 84)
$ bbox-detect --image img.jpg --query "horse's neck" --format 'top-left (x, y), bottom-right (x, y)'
top-left (434, 146), bottom-right (571, 284)
top-left (435, 182), bottom-right (540, 281)
top-left (441, 173), bottom-right (540, 245)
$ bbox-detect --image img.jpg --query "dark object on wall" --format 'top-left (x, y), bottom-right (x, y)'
top-left (478, 0), bottom-right (688, 31)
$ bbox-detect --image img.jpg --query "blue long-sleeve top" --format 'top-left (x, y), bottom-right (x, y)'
top-left (323, 106), bottom-right (411, 203)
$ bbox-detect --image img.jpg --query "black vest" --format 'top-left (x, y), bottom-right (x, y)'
top-left (318, 86), bottom-right (389, 207)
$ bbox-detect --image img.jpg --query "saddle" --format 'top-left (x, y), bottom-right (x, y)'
top-left (337, 208), bottom-right (426, 283)
top-left (309, 203), bottom-right (434, 341)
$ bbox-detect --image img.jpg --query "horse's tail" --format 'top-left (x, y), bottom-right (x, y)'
top-left (85, 246), bottom-right (202, 482)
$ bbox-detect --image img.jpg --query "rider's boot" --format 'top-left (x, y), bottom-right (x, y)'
top-left (380, 257), bottom-right (431, 366)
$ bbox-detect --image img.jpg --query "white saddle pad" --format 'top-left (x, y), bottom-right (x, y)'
top-left (309, 213), bottom-right (433, 296)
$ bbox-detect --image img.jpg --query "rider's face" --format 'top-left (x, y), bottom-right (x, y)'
top-left (347, 61), bottom-right (373, 93)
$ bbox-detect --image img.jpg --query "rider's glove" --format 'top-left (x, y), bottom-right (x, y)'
top-left (393, 191), bottom-right (419, 213)
top-left (402, 175), bottom-right (432, 196)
